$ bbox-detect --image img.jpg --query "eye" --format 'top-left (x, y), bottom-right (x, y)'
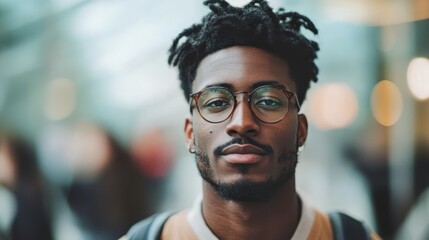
top-left (258, 99), bottom-right (280, 106)
top-left (255, 98), bottom-right (283, 109)
top-left (199, 88), bottom-right (233, 113)
top-left (206, 99), bottom-right (230, 108)
top-left (202, 98), bottom-right (232, 113)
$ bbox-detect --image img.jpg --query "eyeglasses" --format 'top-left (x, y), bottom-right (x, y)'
top-left (189, 84), bottom-right (300, 124)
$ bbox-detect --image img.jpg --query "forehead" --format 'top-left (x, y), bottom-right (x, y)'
top-left (193, 46), bottom-right (296, 92)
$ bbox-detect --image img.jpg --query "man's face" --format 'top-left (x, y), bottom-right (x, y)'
top-left (185, 46), bottom-right (308, 202)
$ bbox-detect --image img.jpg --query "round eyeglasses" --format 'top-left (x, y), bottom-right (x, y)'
top-left (189, 84), bottom-right (301, 124)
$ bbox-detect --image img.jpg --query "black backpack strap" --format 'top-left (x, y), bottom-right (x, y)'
top-left (329, 212), bottom-right (370, 240)
top-left (126, 211), bottom-right (175, 240)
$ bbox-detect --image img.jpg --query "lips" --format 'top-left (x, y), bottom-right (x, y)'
top-left (220, 144), bottom-right (267, 164)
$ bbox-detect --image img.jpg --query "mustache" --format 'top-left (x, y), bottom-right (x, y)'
top-left (213, 137), bottom-right (273, 156)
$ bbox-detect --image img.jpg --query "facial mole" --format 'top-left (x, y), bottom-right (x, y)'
top-left (210, 131), bottom-right (213, 134)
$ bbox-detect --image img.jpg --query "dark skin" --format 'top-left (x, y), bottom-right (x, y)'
top-left (185, 46), bottom-right (308, 240)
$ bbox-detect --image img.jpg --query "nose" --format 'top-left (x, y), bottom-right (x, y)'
top-left (226, 94), bottom-right (260, 137)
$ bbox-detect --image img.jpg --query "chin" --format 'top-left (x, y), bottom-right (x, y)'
top-left (207, 173), bottom-right (293, 203)
top-left (196, 151), bottom-right (296, 202)
top-left (215, 177), bottom-right (277, 202)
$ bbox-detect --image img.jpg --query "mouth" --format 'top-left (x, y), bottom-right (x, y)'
top-left (220, 144), bottom-right (267, 164)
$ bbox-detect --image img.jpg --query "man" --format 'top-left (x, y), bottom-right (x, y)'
top-left (123, 0), bottom-right (381, 239)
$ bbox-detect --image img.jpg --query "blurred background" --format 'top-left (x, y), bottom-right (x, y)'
top-left (0, 0), bottom-right (428, 239)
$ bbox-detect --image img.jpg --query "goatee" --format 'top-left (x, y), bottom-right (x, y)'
top-left (195, 148), bottom-right (298, 203)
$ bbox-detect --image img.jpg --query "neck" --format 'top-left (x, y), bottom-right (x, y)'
top-left (201, 178), bottom-right (300, 240)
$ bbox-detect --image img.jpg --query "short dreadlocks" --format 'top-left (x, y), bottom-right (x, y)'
top-left (168, 0), bottom-right (319, 105)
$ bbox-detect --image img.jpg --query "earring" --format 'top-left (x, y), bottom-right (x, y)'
top-left (188, 146), bottom-right (196, 154)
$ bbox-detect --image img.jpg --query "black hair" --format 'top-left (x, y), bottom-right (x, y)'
top-left (168, 0), bottom-right (319, 105)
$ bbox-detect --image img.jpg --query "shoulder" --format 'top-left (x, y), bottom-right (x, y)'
top-left (305, 209), bottom-right (333, 239)
top-left (123, 211), bottom-right (176, 240)
top-left (304, 207), bottom-right (382, 240)
top-left (323, 211), bottom-right (382, 240)
top-left (161, 210), bottom-right (197, 240)
top-left (121, 210), bottom-right (196, 240)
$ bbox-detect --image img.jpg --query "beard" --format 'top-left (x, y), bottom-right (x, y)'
top-left (194, 139), bottom-right (298, 203)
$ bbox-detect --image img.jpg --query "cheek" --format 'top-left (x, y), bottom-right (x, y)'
top-left (269, 123), bottom-right (298, 151)
top-left (193, 119), bottom-right (217, 152)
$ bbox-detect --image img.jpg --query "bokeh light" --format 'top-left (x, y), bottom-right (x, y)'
top-left (371, 80), bottom-right (403, 126)
top-left (407, 57), bottom-right (429, 101)
top-left (307, 83), bottom-right (359, 130)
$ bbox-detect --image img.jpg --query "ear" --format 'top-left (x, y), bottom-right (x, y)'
top-left (184, 117), bottom-right (194, 150)
top-left (297, 114), bottom-right (308, 147)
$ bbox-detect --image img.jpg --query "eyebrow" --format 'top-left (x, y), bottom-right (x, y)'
top-left (252, 81), bottom-right (280, 89)
top-left (204, 80), bottom-right (281, 90)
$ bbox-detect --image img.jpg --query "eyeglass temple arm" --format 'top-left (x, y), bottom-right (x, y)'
top-left (189, 96), bottom-right (197, 113)
top-left (294, 94), bottom-right (301, 112)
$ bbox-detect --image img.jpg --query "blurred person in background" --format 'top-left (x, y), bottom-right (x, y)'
top-left (123, 0), bottom-right (380, 239)
top-left (62, 122), bottom-right (150, 240)
top-left (395, 186), bottom-right (429, 240)
top-left (394, 143), bottom-right (429, 240)
top-left (0, 132), bottom-right (53, 240)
